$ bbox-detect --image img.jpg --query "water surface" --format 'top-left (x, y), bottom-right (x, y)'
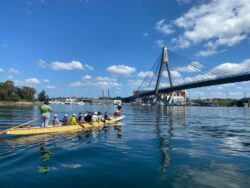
top-left (0, 105), bottom-right (250, 187)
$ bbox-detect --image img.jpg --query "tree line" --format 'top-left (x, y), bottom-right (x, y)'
top-left (0, 80), bottom-right (47, 102)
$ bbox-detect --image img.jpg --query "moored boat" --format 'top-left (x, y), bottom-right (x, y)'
top-left (6, 115), bottom-right (125, 136)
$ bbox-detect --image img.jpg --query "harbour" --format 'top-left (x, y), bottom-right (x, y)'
top-left (1, 0), bottom-right (250, 187)
top-left (0, 104), bottom-right (250, 187)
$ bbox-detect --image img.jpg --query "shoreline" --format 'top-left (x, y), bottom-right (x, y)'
top-left (0, 101), bottom-right (35, 106)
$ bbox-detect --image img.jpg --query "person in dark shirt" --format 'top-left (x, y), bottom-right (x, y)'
top-left (84, 111), bottom-right (92, 123)
top-left (62, 114), bottom-right (69, 125)
top-left (114, 104), bottom-right (122, 116)
top-left (104, 112), bottom-right (111, 120)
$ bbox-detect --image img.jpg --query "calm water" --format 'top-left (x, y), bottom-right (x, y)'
top-left (0, 105), bottom-right (250, 188)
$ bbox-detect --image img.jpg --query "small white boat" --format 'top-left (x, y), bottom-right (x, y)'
top-left (64, 98), bottom-right (76, 105)
top-left (77, 101), bottom-right (85, 105)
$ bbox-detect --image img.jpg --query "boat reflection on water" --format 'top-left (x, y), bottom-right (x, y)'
top-left (0, 134), bottom-right (50, 146)
top-left (114, 123), bottom-right (122, 138)
top-left (131, 105), bottom-right (187, 175)
top-left (154, 106), bottom-right (187, 175)
top-left (38, 143), bottom-right (53, 174)
top-left (40, 144), bottom-right (52, 161)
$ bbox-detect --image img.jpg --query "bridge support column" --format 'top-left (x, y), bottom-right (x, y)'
top-left (154, 46), bottom-right (174, 104)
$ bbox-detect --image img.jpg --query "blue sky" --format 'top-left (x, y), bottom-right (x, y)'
top-left (0, 0), bottom-right (250, 99)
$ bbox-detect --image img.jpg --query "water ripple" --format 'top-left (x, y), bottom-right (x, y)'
top-left (0, 105), bottom-right (249, 187)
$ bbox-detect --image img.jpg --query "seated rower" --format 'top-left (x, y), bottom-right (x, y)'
top-left (92, 112), bottom-right (100, 122)
top-left (62, 114), bottom-right (69, 125)
top-left (104, 112), bottom-right (111, 121)
top-left (114, 104), bottom-right (122, 116)
top-left (70, 113), bottom-right (78, 125)
top-left (52, 113), bottom-right (61, 127)
top-left (98, 112), bottom-right (103, 121)
top-left (78, 112), bottom-right (83, 123)
top-left (84, 111), bottom-right (92, 123)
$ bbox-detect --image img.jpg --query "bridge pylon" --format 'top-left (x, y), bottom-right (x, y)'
top-left (154, 46), bottom-right (173, 102)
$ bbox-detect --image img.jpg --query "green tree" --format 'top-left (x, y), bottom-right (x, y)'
top-left (0, 88), bottom-right (8, 101)
top-left (0, 80), bottom-right (36, 101)
top-left (19, 86), bottom-right (37, 101)
top-left (38, 90), bottom-right (47, 102)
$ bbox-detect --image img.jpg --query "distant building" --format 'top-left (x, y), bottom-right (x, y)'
top-left (64, 98), bottom-right (76, 105)
top-left (113, 100), bottom-right (121, 105)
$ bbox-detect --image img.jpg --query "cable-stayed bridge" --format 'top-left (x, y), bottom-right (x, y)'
top-left (123, 46), bottom-right (250, 103)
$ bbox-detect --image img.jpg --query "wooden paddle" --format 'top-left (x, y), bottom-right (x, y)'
top-left (0, 118), bottom-right (40, 135)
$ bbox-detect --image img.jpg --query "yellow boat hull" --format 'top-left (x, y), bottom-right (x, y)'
top-left (6, 116), bottom-right (125, 136)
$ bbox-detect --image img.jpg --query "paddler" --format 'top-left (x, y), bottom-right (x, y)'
top-left (114, 103), bottom-right (122, 116)
top-left (70, 113), bottom-right (78, 125)
top-left (40, 99), bottom-right (53, 127)
top-left (92, 112), bottom-right (99, 122)
top-left (104, 112), bottom-right (111, 120)
top-left (62, 114), bottom-right (69, 125)
top-left (52, 113), bottom-right (61, 127)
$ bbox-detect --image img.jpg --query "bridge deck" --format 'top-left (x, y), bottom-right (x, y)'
top-left (124, 72), bottom-right (250, 101)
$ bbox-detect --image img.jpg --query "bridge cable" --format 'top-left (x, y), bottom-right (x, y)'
top-left (137, 54), bottom-right (161, 92)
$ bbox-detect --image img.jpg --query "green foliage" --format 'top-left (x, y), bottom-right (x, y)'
top-left (19, 86), bottom-right (36, 101)
top-left (0, 80), bottom-right (37, 102)
top-left (38, 90), bottom-right (47, 102)
top-left (191, 98), bottom-right (237, 107)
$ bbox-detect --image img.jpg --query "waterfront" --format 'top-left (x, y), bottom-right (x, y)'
top-left (0, 105), bottom-right (250, 187)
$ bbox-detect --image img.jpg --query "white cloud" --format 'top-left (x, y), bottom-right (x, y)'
top-left (213, 83), bottom-right (236, 90)
top-left (96, 76), bottom-right (116, 82)
top-left (82, 75), bottom-right (92, 81)
top-left (24, 78), bottom-right (40, 85)
top-left (175, 61), bottom-right (203, 73)
top-left (172, 36), bottom-right (191, 48)
top-left (210, 59), bottom-right (250, 75)
top-left (137, 71), bottom-right (154, 78)
top-left (7, 75), bottom-right (13, 80)
top-left (69, 76), bottom-right (122, 90)
top-left (83, 64), bottom-right (94, 71)
top-left (163, 70), bottom-right (182, 78)
top-left (172, 59), bottom-right (250, 84)
top-left (9, 68), bottom-right (19, 74)
top-left (106, 65), bottom-right (136, 76)
top-left (143, 32), bottom-right (148, 37)
top-left (155, 19), bottom-right (174, 35)
top-left (128, 79), bottom-right (143, 90)
top-left (47, 85), bottom-right (56, 89)
top-left (51, 60), bottom-right (84, 70)
top-left (37, 59), bottom-right (48, 68)
top-left (172, 0), bottom-right (250, 55)
top-left (43, 79), bottom-right (50, 83)
top-left (176, 0), bottom-right (191, 4)
top-left (196, 48), bottom-right (221, 57)
top-left (156, 40), bottom-right (165, 48)
top-left (0, 68), bottom-right (4, 72)
top-left (37, 59), bottom-right (93, 71)
top-left (68, 81), bottom-right (83, 87)
top-left (94, 77), bottom-right (122, 89)
top-left (184, 73), bottom-right (216, 83)
top-left (159, 83), bottom-right (170, 88)
top-left (171, 70), bottom-right (182, 78)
